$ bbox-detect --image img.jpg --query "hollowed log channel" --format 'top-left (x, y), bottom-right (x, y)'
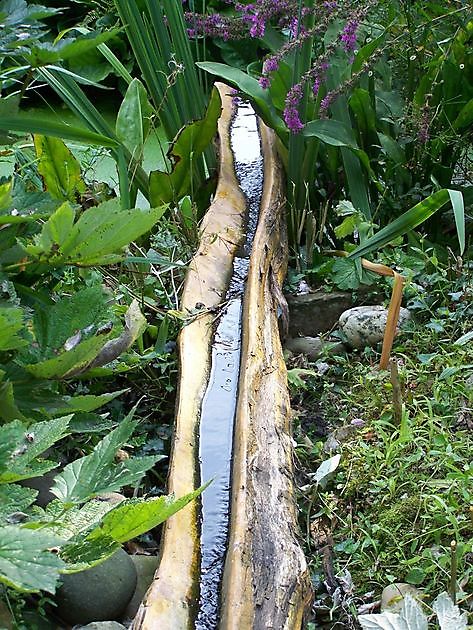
top-left (133, 83), bottom-right (312, 630)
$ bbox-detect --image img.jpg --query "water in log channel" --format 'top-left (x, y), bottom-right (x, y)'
top-left (196, 99), bottom-right (263, 628)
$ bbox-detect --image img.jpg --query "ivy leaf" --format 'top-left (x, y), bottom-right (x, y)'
top-left (51, 411), bottom-right (160, 504)
top-left (0, 525), bottom-right (65, 593)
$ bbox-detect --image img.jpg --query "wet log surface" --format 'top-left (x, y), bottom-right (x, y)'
top-left (133, 83), bottom-right (312, 630)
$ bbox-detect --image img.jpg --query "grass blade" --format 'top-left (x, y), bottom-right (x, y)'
top-left (447, 189), bottom-right (465, 254)
top-left (348, 189), bottom-right (451, 259)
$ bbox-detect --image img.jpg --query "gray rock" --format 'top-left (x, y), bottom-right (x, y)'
top-left (19, 471), bottom-right (57, 508)
top-left (123, 555), bottom-right (159, 619)
top-left (74, 623), bottom-right (127, 630)
top-left (0, 600), bottom-right (12, 630)
top-left (55, 549), bottom-right (137, 626)
top-left (338, 305), bottom-right (410, 349)
top-left (286, 288), bottom-right (382, 337)
top-left (285, 336), bottom-right (345, 360)
top-left (381, 583), bottom-right (422, 613)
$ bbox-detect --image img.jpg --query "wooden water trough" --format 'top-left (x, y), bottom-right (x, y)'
top-left (133, 83), bottom-right (312, 630)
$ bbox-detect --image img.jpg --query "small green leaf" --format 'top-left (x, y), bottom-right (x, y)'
top-left (447, 189), bottom-right (465, 254)
top-left (116, 78), bottom-right (152, 158)
top-left (38, 201), bottom-right (75, 251)
top-left (34, 135), bottom-right (85, 201)
top-left (405, 567), bottom-right (426, 585)
top-left (0, 526), bottom-right (65, 593)
top-left (0, 307), bottom-right (26, 351)
top-left (304, 119), bottom-right (358, 147)
top-left (57, 198), bottom-right (167, 265)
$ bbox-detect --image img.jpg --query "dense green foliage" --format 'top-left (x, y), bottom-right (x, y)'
top-left (0, 0), bottom-right (471, 626)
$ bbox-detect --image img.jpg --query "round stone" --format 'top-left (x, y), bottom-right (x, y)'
top-left (338, 305), bottom-right (410, 349)
top-left (381, 583), bottom-right (422, 613)
top-left (55, 549), bottom-right (137, 626)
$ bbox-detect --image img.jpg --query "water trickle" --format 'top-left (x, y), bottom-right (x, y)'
top-left (195, 99), bottom-right (263, 629)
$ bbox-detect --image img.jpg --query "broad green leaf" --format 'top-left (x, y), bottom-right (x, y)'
top-left (0, 307), bottom-right (26, 351)
top-left (0, 526), bottom-right (65, 593)
top-left (196, 62), bottom-right (287, 140)
top-left (304, 119), bottom-right (358, 147)
top-left (78, 300), bottom-right (147, 375)
top-left (0, 381), bottom-right (26, 421)
top-left (349, 88), bottom-right (377, 140)
top-left (25, 334), bottom-right (109, 380)
top-left (89, 484), bottom-right (209, 543)
top-left (61, 485), bottom-right (207, 571)
top-left (334, 214), bottom-right (360, 239)
top-left (45, 498), bottom-right (118, 540)
top-left (149, 86), bottom-right (221, 205)
top-left (46, 390), bottom-right (128, 416)
top-left (57, 198), bottom-right (168, 265)
top-left (32, 285), bottom-right (108, 357)
top-left (432, 592), bottom-right (468, 630)
top-left (352, 32), bottom-right (387, 74)
top-left (60, 535), bottom-right (120, 572)
top-left (348, 189), bottom-right (451, 259)
top-left (33, 136), bottom-right (85, 202)
top-left (0, 417), bottom-right (71, 484)
top-left (0, 117), bottom-right (119, 147)
top-left (25, 30), bottom-right (120, 66)
top-left (116, 78), bottom-right (152, 158)
top-left (447, 189), bottom-right (465, 254)
top-left (332, 257), bottom-right (361, 290)
top-left (0, 421), bottom-right (25, 473)
top-left (453, 97), bottom-right (473, 130)
top-left (51, 412), bottom-right (159, 504)
top-left (0, 485), bottom-right (37, 524)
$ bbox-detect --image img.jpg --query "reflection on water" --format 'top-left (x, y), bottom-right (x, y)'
top-left (195, 99), bottom-right (263, 629)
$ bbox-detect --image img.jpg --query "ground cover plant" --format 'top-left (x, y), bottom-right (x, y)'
top-left (0, 0), bottom-right (472, 627)
top-left (290, 249), bottom-right (472, 627)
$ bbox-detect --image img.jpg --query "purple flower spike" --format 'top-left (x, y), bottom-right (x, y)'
top-left (340, 19), bottom-right (359, 54)
top-left (259, 76), bottom-right (271, 89)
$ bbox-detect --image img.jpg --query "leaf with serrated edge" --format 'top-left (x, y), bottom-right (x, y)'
top-left (359, 594), bottom-right (427, 630)
top-left (0, 526), bottom-right (65, 593)
top-left (432, 592), bottom-right (467, 630)
top-left (51, 411), bottom-right (158, 504)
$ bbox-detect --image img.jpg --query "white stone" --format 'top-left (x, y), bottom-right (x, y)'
top-left (338, 305), bottom-right (410, 349)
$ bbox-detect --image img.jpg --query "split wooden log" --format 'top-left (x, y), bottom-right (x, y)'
top-left (133, 84), bottom-right (312, 629)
